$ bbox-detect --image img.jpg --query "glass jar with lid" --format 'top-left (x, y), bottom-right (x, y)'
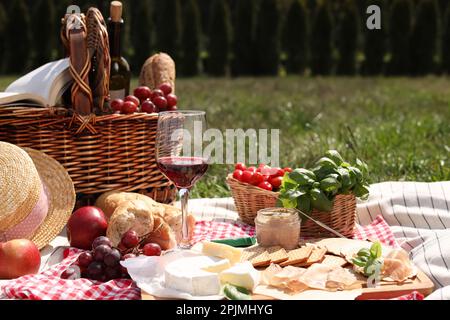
top-left (255, 208), bottom-right (301, 250)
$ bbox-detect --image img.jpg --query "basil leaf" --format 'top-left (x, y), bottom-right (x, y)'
top-left (310, 188), bottom-right (333, 212)
top-left (297, 193), bottom-right (312, 214)
top-left (289, 170), bottom-right (315, 186)
top-left (313, 165), bottom-right (338, 181)
top-left (352, 257), bottom-right (366, 267)
top-left (280, 196), bottom-right (297, 209)
top-left (353, 184), bottom-right (370, 199)
top-left (315, 157), bottom-right (338, 169)
top-left (320, 176), bottom-right (341, 193)
top-left (357, 248), bottom-right (371, 258)
top-left (370, 242), bottom-right (382, 259)
top-left (294, 168), bottom-right (316, 180)
top-left (337, 167), bottom-right (352, 189)
top-left (325, 150), bottom-right (344, 166)
top-left (349, 166), bottom-right (363, 183)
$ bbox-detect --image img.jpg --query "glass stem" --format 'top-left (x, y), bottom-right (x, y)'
top-left (179, 188), bottom-right (191, 249)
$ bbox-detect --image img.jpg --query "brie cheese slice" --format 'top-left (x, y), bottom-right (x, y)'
top-left (164, 256), bottom-right (222, 296)
top-left (219, 262), bottom-right (260, 291)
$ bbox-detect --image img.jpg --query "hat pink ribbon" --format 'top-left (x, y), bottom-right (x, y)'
top-left (0, 180), bottom-right (49, 242)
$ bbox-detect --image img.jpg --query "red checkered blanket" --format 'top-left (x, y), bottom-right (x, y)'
top-left (1, 215), bottom-right (419, 300)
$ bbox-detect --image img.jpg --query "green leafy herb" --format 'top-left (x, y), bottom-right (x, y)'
top-left (352, 242), bottom-right (383, 279)
top-left (279, 150), bottom-right (370, 213)
top-left (223, 284), bottom-right (252, 300)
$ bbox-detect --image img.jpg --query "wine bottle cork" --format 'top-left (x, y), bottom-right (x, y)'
top-left (110, 1), bottom-right (123, 22)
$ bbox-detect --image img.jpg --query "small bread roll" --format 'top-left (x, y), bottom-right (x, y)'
top-left (107, 200), bottom-right (155, 246)
top-left (95, 191), bottom-right (164, 220)
top-left (139, 52), bottom-right (176, 92)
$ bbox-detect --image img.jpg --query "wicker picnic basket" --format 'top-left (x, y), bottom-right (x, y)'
top-left (226, 174), bottom-right (356, 238)
top-left (0, 107), bottom-right (176, 205)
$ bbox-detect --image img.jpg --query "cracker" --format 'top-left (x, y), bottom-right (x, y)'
top-left (267, 246), bottom-right (289, 264)
top-left (295, 248), bottom-right (327, 267)
top-left (279, 246), bottom-right (313, 267)
top-left (321, 255), bottom-right (348, 268)
top-left (242, 246), bottom-right (272, 267)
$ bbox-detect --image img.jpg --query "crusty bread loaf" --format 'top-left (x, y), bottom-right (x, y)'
top-left (98, 191), bottom-right (195, 249)
top-left (139, 53), bottom-right (176, 92)
top-left (95, 191), bottom-right (164, 220)
top-left (106, 199), bottom-right (155, 247)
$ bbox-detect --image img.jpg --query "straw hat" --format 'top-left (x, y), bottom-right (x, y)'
top-left (0, 142), bottom-right (75, 249)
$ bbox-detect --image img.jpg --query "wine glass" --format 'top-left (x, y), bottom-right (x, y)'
top-left (156, 110), bottom-right (209, 249)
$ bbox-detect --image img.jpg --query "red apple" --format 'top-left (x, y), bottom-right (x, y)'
top-left (159, 83), bottom-right (172, 95)
top-left (67, 206), bottom-right (108, 250)
top-left (151, 89), bottom-right (164, 100)
top-left (166, 94), bottom-right (178, 108)
top-left (133, 86), bottom-right (152, 102)
top-left (0, 239), bottom-right (41, 279)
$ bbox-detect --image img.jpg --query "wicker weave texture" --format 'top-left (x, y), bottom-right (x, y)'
top-left (0, 107), bottom-right (176, 203)
top-left (226, 174), bottom-right (356, 237)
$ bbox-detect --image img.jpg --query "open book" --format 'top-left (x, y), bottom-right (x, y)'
top-left (0, 59), bottom-right (72, 107)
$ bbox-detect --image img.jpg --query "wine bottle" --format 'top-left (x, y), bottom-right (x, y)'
top-left (107, 1), bottom-right (131, 100)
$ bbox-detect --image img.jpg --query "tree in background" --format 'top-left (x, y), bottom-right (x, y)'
top-left (181, 0), bottom-right (202, 76)
top-left (282, 0), bottom-right (308, 74)
top-left (232, 0), bottom-right (257, 76)
top-left (155, 0), bottom-right (182, 63)
top-left (255, 0), bottom-right (281, 75)
top-left (410, 0), bottom-right (439, 75)
top-left (207, 0), bottom-right (232, 76)
top-left (442, 2), bottom-right (450, 73)
top-left (4, 0), bottom-right (31, 74)
top-left (0, 2), bottom-right (7, 73)
top-left (130, 0), bottom-right (152, 73)
top-left (32, 0), bottom-right (56, 68)
top-left (310, 1), bottom-right (333, 75)
top-left (387, 0), bottom-right (412, 75)
top-left (336, 0), bottom-right (359, 75)
top-left (362, 0), bottom-right (386, 75)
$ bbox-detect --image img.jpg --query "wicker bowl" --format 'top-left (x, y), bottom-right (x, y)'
top-left (226, 174), bottom-right (279, 225)
top-left (226, 174), bottom-right (357, 237)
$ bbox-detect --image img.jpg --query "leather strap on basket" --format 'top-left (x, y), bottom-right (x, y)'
top-left (87, 8), bottom-right (110, 113)
top-left (66, 14), bottom-right (93, 116)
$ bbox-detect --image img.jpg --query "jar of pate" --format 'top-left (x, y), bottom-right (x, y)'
top-left (255, 208), bottom-right (301, 250)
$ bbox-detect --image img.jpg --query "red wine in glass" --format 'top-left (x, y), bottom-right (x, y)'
top-left (157, 156), bottom-right (209, 189)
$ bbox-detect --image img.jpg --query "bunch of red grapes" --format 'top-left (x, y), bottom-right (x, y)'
top-left (60, 231), bottom-right (162, 281)
top-left (231, 163), bottom-right (293, 192)
top-left (111, 83), bottom-right (178, 114)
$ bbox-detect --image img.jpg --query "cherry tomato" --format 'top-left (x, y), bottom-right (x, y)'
top-left (246, 166), bottom-right (257, 173)
top-left (235, 163), bottom-right (246, 171)
top-left (258, 181), bottom-right (273, 191)
top-left (258, 165), bottom-right (272, 175)
top-left (270, 167), bottom-right (285, 177)
top-left (240, 171), bottom-right (254, 184)
top-left (269, 176), bottom-right (283, 189)
top-left (233, 169), bottom-right (243, 180)
top-left (283, 167), bottom-right (293, 173)
top-left (250, 172), bottom-right (265, 186)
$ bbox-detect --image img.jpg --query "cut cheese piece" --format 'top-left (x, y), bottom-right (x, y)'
top-left (164, 256), bottom-right (221, 296)
top-left (202, 242), bottom-right (242, 265)
top-left (202, 259), bottom-right (231, 273)
top-left (219, 262), bottom-right (260, 291)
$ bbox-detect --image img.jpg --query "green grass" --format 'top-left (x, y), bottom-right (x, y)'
top-left (1, 76), bottom-right (449, 198)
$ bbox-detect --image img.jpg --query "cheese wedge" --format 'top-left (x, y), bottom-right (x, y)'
top-left (220, 262), bottom-right (260, 291)
top-left (202, 259), bottom-right (232, 273)
top-left (202, 242), bottom-right (242, 265)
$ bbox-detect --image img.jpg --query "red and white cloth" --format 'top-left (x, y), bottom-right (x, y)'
top-left (2, 213), bottom-right (410, 300)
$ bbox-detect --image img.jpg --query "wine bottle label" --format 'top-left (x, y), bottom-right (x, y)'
top-left (110, 89), bottom-right (126, 100)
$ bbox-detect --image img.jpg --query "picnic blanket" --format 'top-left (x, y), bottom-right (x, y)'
top-left (1, 181), bottom-right (449, 300)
